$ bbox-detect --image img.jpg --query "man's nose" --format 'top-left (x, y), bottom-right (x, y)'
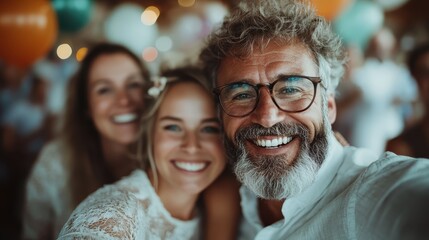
top-left (250, 88), bottom-right (285, 128)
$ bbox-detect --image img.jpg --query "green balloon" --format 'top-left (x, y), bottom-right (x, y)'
top-left (333, 0), bottom-right (384, 50)
top-left (52, 0), bottom-right (93, 32)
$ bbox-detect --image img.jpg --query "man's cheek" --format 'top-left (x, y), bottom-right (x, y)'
top-left (223, 118), bottom-right (236, 140)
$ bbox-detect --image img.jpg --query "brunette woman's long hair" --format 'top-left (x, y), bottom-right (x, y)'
top-left (61, 42), bottom-right (150, 206)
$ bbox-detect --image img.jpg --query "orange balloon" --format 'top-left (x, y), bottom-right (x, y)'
top-left (310, 0), bottom-right (353, 21)
top-left (0, 0), bottom-right (58, 69)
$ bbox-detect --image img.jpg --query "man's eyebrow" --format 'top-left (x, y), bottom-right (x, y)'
top-left (224, 78), bottom-right (253, 84)
top-left (272, 72), bottom-right (304, 81)
top-left (226, 70), bottom-right (305, 84)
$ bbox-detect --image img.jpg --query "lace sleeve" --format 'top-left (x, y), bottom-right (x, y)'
top-left (58, 185), bottom-right (142, 240)
top-left (59, 170), bottom-right (201, 240)
top-left (22, 141), bottom-right (68, 240)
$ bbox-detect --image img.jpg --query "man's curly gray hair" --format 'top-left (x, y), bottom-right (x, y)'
top-left (200, 0), bottom-right (346, 95)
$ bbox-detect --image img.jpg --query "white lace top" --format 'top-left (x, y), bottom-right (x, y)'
top-left (22, 141), bottom-right (74, 240)
top-left (58, 169), bottom-right (201, 240)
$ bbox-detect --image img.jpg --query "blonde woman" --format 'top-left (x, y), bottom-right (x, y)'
top-left (58, 66), bottom-right (239, 239)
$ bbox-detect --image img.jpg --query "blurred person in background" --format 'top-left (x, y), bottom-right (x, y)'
top-left (332, 44), bottom-right (364, 141)
top-left (0, 64), bottom-right (54, 239)
top-left (340, 27), bottom-right (417, 156)
top-left (34, 50), bottom-right (78, 117)
top-left (0, 62), bottom-right (31, 119)
top-left (21, 42), bottom-right (151, 240)
top-left (2, 75), bottom-right (54, 158)
top-left (386, 43), bottom-right (429, 158)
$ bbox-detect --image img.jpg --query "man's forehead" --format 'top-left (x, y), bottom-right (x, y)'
top-left (217, 43), bottom-right (318, 84)
top-left (233, 51), bottom-right (302, 65)
top-left (223, 41), bottom-right (314, 67)
top-left (238, 41), bottom-right (310, 60)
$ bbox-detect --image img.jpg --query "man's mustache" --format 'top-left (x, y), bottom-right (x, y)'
top-left (234, 122), bottom-right (310, 143)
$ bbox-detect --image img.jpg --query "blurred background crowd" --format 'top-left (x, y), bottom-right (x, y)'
top-left (1, 0), bottom-right (429, 239)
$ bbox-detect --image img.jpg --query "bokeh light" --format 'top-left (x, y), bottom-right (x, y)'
top-left (105, 3), bottom-right (159, 54)
top-left (76, 47), bottom-right (88, 62)
top-left (141, 6), bottom-right (160, 25)
top-left (178, 0), bottom-right (196, 8)
top-left (156, 36), bottom-right (173, 52)
top-left (146, 6), bottom-right (160, 17)
top-left (170, 14), bottom-right (203, 49)
top-left (142, 47), bottom-right (158, 62)
top-left (56, 43), bottom-right (72, 60)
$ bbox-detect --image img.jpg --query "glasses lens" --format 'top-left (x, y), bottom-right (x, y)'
top-left (273, 76), bottom-right (315, 112)
top-left (219, 82), bottom-right (257, 116)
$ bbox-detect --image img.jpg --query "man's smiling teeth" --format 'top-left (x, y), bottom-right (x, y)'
top-left (174, 162), bottom-right (207, 172)
top-left (113, 113), bottom-right (137, 123)
top-left (255, 136), bottom-right (292, 148)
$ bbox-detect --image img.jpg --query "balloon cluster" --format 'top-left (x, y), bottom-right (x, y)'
top-left (104, 3), bottom-right (159, 56)
top-left (0, 0), bottom-right (92, 69)
top-left (0, 0), bottom-right (410, 69)
top-left (166, 2), bottom-right (229, 52)
top-left (310, 0), bottom-right (352, 21)
top-left (310, 0), bottom-right (409, 50)
top-left (333, 0), bottom-right (384, 50)
top-left (52, 0), bottom-right (93, 33)
top-left (0, 0), bottom-right (58, 69)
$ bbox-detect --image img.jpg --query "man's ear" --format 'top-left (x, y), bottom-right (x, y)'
top-left (327, 94), bottom-right (337, 124)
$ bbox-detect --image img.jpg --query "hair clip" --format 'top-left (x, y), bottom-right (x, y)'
top-left (148, 76), bottom-right (168, 97)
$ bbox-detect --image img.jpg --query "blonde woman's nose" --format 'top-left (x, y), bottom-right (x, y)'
top-left (181, 132), bottom-right (201, 154)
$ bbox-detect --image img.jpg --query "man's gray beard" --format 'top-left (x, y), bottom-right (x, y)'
top-left (225, 118), bottom-right (331, 200)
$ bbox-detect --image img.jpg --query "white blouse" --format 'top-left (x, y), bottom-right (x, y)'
top-left (22, 141), bottom-right (74, 240)
top-left (58, 169), bottom-right (201, 240)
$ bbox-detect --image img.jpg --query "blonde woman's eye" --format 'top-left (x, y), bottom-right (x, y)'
top-left (164, 125), bottom-right (181, 132)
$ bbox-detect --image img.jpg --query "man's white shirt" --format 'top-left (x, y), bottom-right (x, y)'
top-left (238, 133), bottom-right (429, 240)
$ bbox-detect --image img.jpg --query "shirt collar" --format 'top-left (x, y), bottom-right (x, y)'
top-left (280, 133), bottom-right (344, 223)
top-left (239, 133), bottom-right (345, 228)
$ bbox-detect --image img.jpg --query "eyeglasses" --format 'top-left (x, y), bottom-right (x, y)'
top-left (213, 75), bottom-right (322, 117)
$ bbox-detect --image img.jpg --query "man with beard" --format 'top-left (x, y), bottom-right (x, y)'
top-left (200, 0), bottom-right (429, 239)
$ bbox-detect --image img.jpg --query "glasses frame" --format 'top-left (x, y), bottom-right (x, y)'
top-left (213, 75), bottom-right (322, 117)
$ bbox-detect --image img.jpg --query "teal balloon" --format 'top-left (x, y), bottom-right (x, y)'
top-left (333, 0), bottom-right (384, 50)
top-left (52, 0), bottom-right (93, 32)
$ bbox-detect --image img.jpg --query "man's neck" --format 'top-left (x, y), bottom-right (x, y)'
top-left (258, 198), bottom-right (285, 226)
